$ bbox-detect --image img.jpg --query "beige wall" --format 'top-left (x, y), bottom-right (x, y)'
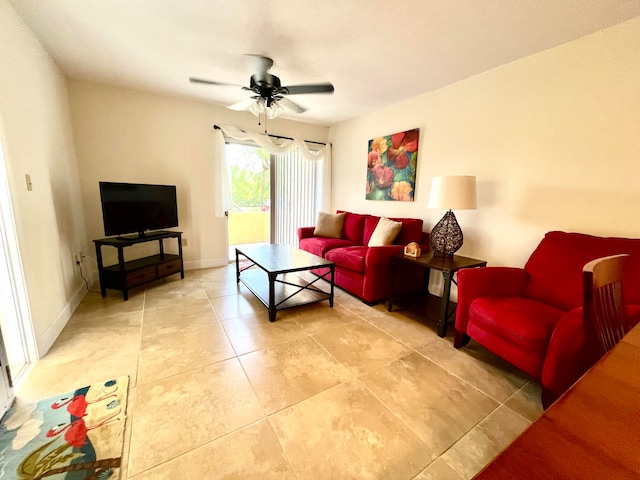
top-left (68, 81), bottom-right (329, 269)
top-left (329, 16), bottom-right (640, 288)
top-left (0, 1), bottom-right (88, 356)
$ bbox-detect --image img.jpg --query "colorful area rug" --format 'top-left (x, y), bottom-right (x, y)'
top-left (0, 376), bottom-right (129, 479)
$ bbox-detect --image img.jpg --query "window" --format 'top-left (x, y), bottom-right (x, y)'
top-left (225, 142), bottom-right (321, 252)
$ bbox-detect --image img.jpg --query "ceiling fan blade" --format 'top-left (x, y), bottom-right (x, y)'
top-left (227, 98), bottom-right (256, 111)
top-left (278, 97), bottom-right (307, 114)
top-left (281, 82), bottom-right (334, 95)
top-left (189, 77), bottom-right (242, 87)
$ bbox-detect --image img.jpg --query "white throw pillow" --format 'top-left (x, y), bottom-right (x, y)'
top-left (368, 217), bottom-right (402, 246)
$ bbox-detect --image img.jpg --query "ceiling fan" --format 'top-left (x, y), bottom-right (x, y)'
top-left (189, 55), bottom-right (334, 119)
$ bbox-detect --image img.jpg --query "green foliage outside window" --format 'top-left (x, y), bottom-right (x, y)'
top-left (228, 147), bottom-right (270, 209)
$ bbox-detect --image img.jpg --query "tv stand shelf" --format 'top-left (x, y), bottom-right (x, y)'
top-left (93, 230), bottom-right (184, 301)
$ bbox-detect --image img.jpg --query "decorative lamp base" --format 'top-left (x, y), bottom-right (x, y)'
top-left (429, 210), bottom-right (463, 257)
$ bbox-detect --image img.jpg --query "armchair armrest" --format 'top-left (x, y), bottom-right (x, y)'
top-left (297, 226), bottom-right (316, 242)
top-left (455, 267), bottom-right (529, 334)
top-left (542, 304), bottom-right (640, 400)
top-left (365, 245), bottom-right (404, 265)
top-left (362, 245), bottom-right (404, 302)
top-left (541, 308), bottom-right (590, 399)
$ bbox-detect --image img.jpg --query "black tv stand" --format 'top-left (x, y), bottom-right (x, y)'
top-left (116, 230), bottom-right (169, 240)
top-left (94, 231), bottom-right (184, 300)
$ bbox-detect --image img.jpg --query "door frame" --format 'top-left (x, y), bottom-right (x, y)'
top-left (225, 141), bottom-right (272, 259)
top-left (0, 119), bottom-right (37, 394)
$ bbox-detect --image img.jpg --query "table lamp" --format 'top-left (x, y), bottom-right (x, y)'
top-left (428, 176), bottom-right (477, 257)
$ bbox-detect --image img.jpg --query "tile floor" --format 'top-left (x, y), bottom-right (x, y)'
top-left (17, 265), bottom-right (543, 479)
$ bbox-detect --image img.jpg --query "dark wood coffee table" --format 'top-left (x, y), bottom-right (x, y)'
top-left (235, 244), bottom-right (335, 322)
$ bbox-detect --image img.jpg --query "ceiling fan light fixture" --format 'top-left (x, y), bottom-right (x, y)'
top-left (249, 97), bottom-right (266, 117)
top-left (249, 97), bottom-right (284, 120)
top-left (266, 99), bottom-right (284, 119)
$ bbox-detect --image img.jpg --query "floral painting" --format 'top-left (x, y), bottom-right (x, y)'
top-left (366, 128), bottom-right (419, 201)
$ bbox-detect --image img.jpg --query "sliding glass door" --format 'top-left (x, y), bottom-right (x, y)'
top-left (225, 143), bottom-right (271, 260)
top-left (225, 142), bottom-right (321, 258)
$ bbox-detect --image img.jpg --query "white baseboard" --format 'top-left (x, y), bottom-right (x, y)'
top-left (36, 279), bottom-right (88, 358)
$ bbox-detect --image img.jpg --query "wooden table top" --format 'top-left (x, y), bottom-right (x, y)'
top-left (236, 244), bottom-right (333, 274)
top-left (393, 252), bottom-right (486, 273)
top-left (474, 322), bottom-right (640, 479)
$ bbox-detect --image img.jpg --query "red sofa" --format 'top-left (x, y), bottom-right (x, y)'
top-left (297, 211), bottom-right (429, 304)
top-left (454, 231), bottom-right (640, 404)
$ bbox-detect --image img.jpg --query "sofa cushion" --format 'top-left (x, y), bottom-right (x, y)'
top-left (338, 211), bottom-right (368, 244)
top-left (368, 217), bottom-right (402, 246)
top-left (524, 231), bottom-right (640, 310)
top-left (313, 212), bottom-right (346, 238)
top-left (468, 296), bottom-right (565, 378)
top-left (389, 217), bottom-right (424, 245)
top-left (325, 246), bottom-right (368, 274)
top-left (363, 216), bottom-right (381, 246)
top-left (299, 237), bottom-right (355, 258)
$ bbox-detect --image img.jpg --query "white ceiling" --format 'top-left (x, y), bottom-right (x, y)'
top-left (9, 0), bottom-right (640, 126)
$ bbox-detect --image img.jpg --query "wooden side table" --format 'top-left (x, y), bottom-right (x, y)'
top-left (388, 252), bottom-right (487, 337)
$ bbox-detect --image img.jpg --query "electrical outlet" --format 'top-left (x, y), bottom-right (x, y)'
top-left (182, 238), bottom-right (188, 247)
top-left (74, 254), bottom-right (80, 264)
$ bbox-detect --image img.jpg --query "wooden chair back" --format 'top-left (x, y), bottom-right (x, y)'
top-left (583, 254), bottom-right (631, 363)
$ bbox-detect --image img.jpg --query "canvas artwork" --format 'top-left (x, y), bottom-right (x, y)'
top-left (366, 128), bottom-right (419, 201)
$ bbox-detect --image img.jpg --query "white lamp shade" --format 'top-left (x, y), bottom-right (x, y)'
top-left (428, 176), bottom-right (477, 210)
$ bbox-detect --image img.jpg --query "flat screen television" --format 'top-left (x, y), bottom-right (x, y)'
top-left (99, 182), bottom-right (178, 238)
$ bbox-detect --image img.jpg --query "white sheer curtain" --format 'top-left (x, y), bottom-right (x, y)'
top-left (212, 124), bottom-right (331, 218)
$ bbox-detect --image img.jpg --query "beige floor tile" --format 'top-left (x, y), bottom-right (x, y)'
top-left (364, 308), bottom-right (442, 350)
top-left (360, 352), bottom-right (499, 457)
top-left (335, 293), bottom-right (379, 317)
top-left (269, 380), bottom-right (431, 480)
top-left (414, 458), bottom-right (464, 480)
top-left (504, 380), bottom-right (544, 422)
top-left (180, 268), bottom-right (229, 283)
top-left (143, 282), bottom-right (209, 309)
top-left (129, 419), bottom-right (297, 479)
top-left (121, 384), bottom-right (136, 479)
top-left (419, 339), bottom-right (530, 402)
top-left (312, 319), bottom-right (411, 376)
top-left (373, 298), bottom-right (460, 340)
top-left (278, 302), bottom-right (359, 334)
top-left (209, 292), bottom-right (265, 320)
top-left (442, 405), bottom-right (531, 479)
top-left (221, 312), bottom-right (307, 355)
top-left (127, 358), bottom-right (264, 476)
top-left (17, 264), bottom-right (546, 480)
top-left (202, 278), bottom-right (248, 299)
top-left (69, 289), bottom-right (144, 323)
top-left (18, 312), bottom-right (142, 400)
top-left (240, 336), bottom-right (353, 414)
top-left (137, 299), bottom-right (235, 385)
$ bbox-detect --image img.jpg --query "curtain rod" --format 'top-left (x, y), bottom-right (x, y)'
top-left (213, 125), bottom-right (326, 146)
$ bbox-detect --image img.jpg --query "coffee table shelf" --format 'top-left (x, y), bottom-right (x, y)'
top-left (240, 269), bottom-right (330, 310)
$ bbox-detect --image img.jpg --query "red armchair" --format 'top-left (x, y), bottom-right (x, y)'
top-left (454, 231), bottom-right (640, 406)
